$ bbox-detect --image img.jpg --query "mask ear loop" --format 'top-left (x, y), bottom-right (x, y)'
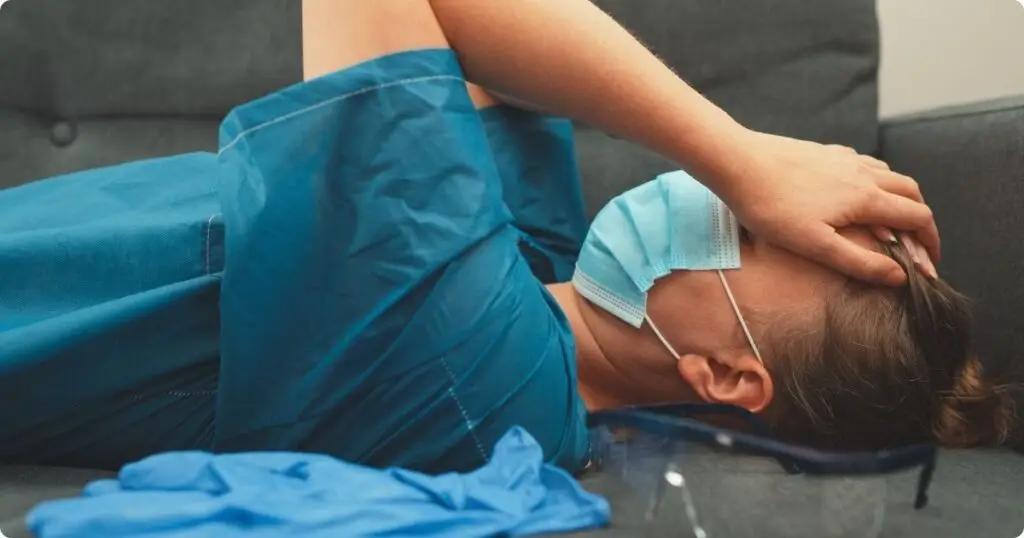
top-left (717, 270), bottom-right (763, 364)
top-left (644, 314), bottom-right (682, 360)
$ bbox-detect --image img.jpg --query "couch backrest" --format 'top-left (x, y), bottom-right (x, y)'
top-left (576, 0), bottom-right (880, 213)
top-left (0, 0), bottom-right (880, 214)
top-left (0, 0), bottom-right (300, 189)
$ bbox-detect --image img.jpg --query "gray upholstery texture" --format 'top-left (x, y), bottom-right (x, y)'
top-left (0, 0), bottom-right (1022, 537)
top-left (0, 0), bottom-right (301, 188)
top-left (564, 448), bottom-right (1024, 538)
top-left (575, 0), bottom-right (880, 214)
top-left (0, 0), bottom-right (881, 211)
top-left (0, 467), bottom-right (114, 538)
top-left (880, 97), bottom-right (1024, 392)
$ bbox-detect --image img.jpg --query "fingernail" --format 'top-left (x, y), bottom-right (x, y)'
top-left (915, 261), bottom-right (928, 279)
top-left (890, 268), bottom-right (908, 286)
top-left (901, 235), bottom-right (921, 263)
top-left (915, 260), bottom-right (938, 280)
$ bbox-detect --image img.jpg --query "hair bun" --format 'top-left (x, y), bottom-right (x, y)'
top-left (933, 359), bottom-right (1015, 447)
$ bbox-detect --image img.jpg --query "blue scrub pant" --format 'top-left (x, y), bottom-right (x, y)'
top-left (0, 50), bottom-right (591, 473)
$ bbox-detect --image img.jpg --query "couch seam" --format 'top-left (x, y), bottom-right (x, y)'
top-left (883, 102), bottom-right (1024, 128)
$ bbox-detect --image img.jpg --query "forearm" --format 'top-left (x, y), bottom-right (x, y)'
top-left (429, 0), bottom-right (753, 191)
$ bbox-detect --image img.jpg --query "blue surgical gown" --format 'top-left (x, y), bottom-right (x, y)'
top-left (0, 49), bottom-right (591, 474)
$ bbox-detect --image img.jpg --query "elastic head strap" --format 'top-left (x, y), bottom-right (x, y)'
top-left (717, 270), bottom-right (763, 364)
top-left (645, 313), bottom-right (682, 359)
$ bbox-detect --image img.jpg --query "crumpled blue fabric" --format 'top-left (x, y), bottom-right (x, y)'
top-left (27, 427), bottom-right (610, 538)
top-left (478, 105), bottom-right (588, 283)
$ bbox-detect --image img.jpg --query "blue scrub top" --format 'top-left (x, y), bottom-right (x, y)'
top-left (0, 49), bottom-right (591, 474)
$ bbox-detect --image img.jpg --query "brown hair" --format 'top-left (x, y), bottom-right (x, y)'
top-left (762, 240), bottom-right (1015, 451)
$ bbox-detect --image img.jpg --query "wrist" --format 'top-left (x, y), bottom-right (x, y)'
top-left (673, 116), bottom-right (758, 201)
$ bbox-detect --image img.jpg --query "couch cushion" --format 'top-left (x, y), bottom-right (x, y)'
top-left (0, 466), bottom-right (115, 538)
top-left (0, 0), bottom-right (301, 189)
top-left (0, 0), bottom-right (880, 217)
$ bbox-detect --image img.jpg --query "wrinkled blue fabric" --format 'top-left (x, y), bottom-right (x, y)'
top-left (0, 49), bottom-right (590, 474)
top-left (27, 427), bottom-right (610, 538)
top-left (216, 50), bottom-right (589, 473)
top-left (479, 106), bottom-right (588, 283)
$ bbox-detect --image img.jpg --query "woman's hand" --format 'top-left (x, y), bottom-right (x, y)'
top-left (714, 131), bottom-right (940, 286)
top-left (424, 0), bottom-right (939, 285)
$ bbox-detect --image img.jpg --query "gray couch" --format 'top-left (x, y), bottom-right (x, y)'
top-left (1, 0), bottom-right (1022, 537)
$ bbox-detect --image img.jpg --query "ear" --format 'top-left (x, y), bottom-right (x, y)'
top-left (676, 353), bottom-right (774, 413)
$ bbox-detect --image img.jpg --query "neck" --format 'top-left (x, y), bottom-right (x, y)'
top-left (546, 282), bottom-right (693, 411)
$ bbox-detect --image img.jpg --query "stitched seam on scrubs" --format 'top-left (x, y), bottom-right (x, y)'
top-left (205, 214), bottom-right (221, 275)
top-left (218, 75), bottom-right (465, 155)
top-left (440, 357), bottom-right (489, 463)
top-left (130, 391), bottom-right (216, 399)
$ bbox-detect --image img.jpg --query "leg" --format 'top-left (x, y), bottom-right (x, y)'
top-left (301, 0), bottom-right (447, 81)
top-left (302, 0), bottom-right (500, 109)
top-left (0, 155), bottom-right (221, 468)
top-left (304, 0), bottom-right (582, 284)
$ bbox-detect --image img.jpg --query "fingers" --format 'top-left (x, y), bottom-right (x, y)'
top-left (873, 194), bottom-right (941, 262)
top-left (899, 232), bottom-right (939, 280)
top-left (859, 155), bottom-right (891, 171)
top-left (866, 226), bottom-right (939, 280)
top-left (859, 188), bottom-right (934, 230)
top-left (806, 224), bottom-right (908, 286)
top-left (827, 144), bottom-right (891, 171)
top-left (834, 148), bottom-right (938, 257)
top-left (869, 225), bottom-right (897, 244)
top-left (872, 169), bottom-right (924, 202)
top-left (869, 171), bottom-right (941, 260)
top-left (911, 218), bottom-right (942, 263)
top-left (828, 145), bottom-right (925, 215)
top-left (828, 144), bottom-right (857, 154)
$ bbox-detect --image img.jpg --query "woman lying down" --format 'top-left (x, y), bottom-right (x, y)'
top-left (0, 0), bottom-right (1012, 473)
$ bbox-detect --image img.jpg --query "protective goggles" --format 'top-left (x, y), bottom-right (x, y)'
top-left (586, 403), bottom-right (937, 538)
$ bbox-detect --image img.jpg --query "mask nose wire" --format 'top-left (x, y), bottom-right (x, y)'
top-left (717, 270), bottom-right (763, 364)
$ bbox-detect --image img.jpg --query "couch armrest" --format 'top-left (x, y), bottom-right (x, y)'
top-left (879, 97), bottom-right (1024, 429)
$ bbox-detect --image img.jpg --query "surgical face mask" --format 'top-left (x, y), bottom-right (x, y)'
top-left (572, 171), bottom-right (762, 363)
